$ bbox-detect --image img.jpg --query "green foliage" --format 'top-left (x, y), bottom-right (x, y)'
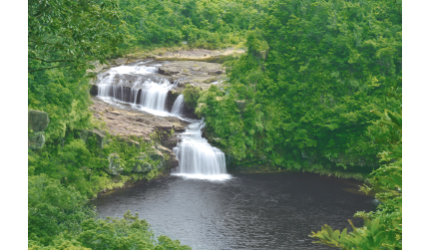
top-left (28, 68), bottom-right (93, 142)
top-left (117, 0), bottom-right (270, 50)
top-left (78, 211), bottom-right (191, 249)
top-left (200, 0), bottom-right (402, 173)
top-left (310, 110), bottom-right (402, 249)
top-left (28, 174), bottom-right (96, 245)
top-left (29, 133), bottom-right (161, 198)
top-left (28, 0), bottom-right (123, 73)
top-left (28, 0), bottom-right (403, 249)
top-left (28, 1), bottom-right (193, 249)
top-left (182, 85), bottom-right (201, 109)
top-left (28, 175), bottom-right (190, 249)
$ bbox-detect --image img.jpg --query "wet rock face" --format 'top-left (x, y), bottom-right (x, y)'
top-left (157, 145), bottom-right (179, 168)
top-left (90, 85), bottom-right (98, 96)
top-left (166, 91), bottom-right (180, 112)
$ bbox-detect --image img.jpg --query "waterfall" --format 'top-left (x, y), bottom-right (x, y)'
top-left (171, 94), bottom-right (185, 116)
top-left (172, 121), bottom-right (231, 180)
top-left (96, 61), bottom-right (231, 181)
top-left (96, 63), bottom-right (174, 116)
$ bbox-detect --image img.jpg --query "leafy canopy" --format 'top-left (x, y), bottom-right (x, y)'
top-left (199, 0), bottom-right (402, 173)
top-left (310, 110), bottom-right (402, 249)
top-left (28, 0), bottom-right (123, 73)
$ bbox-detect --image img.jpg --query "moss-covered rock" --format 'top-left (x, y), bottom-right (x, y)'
top-left (28, 132), bottom-right (45, 150)
top-left (77, 129), bottom-right (105, 148)
top-left (106, 153), bottom-right (123, 176)
top-left (28, 110), bottom-right (49, 132)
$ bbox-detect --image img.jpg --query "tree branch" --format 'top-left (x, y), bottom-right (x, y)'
top-left (29, 65), bottom-right (72, 73)
top-left (29, 57), bottom-right (74, 63)
top-left (29, 40), bottom-right (71, 49)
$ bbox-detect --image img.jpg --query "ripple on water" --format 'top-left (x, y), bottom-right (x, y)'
top-left (91, 173), bottom-right (376, 250)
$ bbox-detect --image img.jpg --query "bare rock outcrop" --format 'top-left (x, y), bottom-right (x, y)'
top-left (90, 97), bottom-right (186, 168)
top-left (158, 61), bottom-right (225, 91)
top-left (90, 97), bottom-right (187, 140)
top-left (150, 48), bottom-right (245, 60)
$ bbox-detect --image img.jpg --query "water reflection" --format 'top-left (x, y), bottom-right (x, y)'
top-left (91, 173), bottom-right (375, 250)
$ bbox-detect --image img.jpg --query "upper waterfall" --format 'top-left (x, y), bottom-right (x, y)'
top-left (96, 63), bottom-right (175, 116)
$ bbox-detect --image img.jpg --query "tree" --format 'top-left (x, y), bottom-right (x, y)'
top-left (28, 0), bottom-right (123, 73)
top-left (199, 0), bottom-right (402, 172)
top-left (310, 110), bottom-right (402, 249)
top-left (28, 174), bottom-right (95, 245)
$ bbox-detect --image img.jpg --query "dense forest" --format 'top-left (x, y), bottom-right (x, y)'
top-left (28, 0), bottom-right (402, 249)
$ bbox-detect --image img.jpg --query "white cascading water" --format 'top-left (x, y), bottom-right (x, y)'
top-left (172, 121), bottom-right (231, 180)
top-left (97, 62), bottom-right (231, 181)
top-left (96, 63), bottom-right (175, 116)
top-left (171, 94), bottom-right (185, 116)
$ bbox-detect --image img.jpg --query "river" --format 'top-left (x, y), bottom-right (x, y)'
top-left (91, 173), bottom-right (376, 250)
top-left (92, 60), bottom-right (376, 249)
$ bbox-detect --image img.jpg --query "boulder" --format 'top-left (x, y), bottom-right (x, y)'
top-left (133, 153), bottom-right (154, 173)
top-left (160, 135), bottom-right (178, 149)
top-left (158, 65), bottom-right (181, 76)
top-left (157, 145), bottom-right (179, 168)
top-left (28, 132), bottom-right (45, 150)
top-left (28, 110), bottom-right (49, 132)
top-left (90, 85), bottom-right (98, 96)
top-left (113, 58), bottom-right (128, 65)
top-left (148, 147), bottom-right (165, 162)
top-left (106, 153), bottom-right (124, 176)
top-left (133, 145), bottom-right (178, 172)
top-left (77, 129), bottom-right (105, 148)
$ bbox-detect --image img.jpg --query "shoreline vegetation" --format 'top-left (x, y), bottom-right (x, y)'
top-left (29, 0), bottom-right (401, 249)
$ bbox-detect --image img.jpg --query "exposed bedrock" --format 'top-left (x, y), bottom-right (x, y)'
top-left (158, 61), bottom-right (226, 91)
top-left (90, 97), bottom-right (186, 168)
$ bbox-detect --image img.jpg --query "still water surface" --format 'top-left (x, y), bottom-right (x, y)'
top-left (91, 173), bottom-right (376, 250)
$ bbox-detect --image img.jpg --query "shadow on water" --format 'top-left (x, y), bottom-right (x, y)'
top-left (90, 172), bottom-right (376, 250)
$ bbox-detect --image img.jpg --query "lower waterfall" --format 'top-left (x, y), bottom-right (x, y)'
top-left (172, 121), bottom-right (231, 181)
